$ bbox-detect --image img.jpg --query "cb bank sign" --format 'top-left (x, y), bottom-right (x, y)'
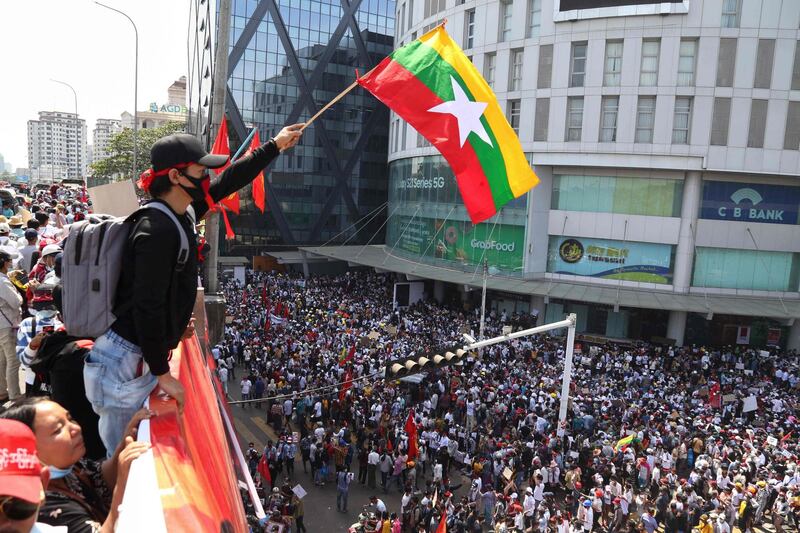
top-left (700, 181), bottom-right (800, 225)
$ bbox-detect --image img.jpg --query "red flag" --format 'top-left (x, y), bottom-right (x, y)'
top-left (249, 131), bottom-right (266, 213)
top-left (339, 368), bottom-right (353, 401)
top-left (212, 118), bottom-right (239, 214)
top-left (782, 431), bottom-right (793, 442)
top-left (436, 511), bottom-right (447, 533)
top-left (211, 117), bottom-right (232, 174)
top-left (708, 382), bottom-right (721, 408)
top-left (405, 409), bottom-right (418, 460)
top-left (256, 453), bottom-right (271, 486)
top-left (264, 316), bottom-right (271, 332)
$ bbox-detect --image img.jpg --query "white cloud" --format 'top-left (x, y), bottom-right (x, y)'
top-left (0, 0), bottom-right (191, 169)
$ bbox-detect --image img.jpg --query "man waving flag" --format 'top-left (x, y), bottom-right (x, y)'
top-left (358, 25), bottom-right (538, 223)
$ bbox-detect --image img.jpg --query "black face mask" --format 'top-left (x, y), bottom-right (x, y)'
top-left (179, 173), bottom-right (208, 203)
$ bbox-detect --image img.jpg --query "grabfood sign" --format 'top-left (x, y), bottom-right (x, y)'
top-left (700, 182), bottom-right (800, 225)
top-left (471, 238), bottom-right (516, 252)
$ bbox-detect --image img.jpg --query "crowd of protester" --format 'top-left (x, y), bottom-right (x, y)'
top-left (219, 270), bottom-right (800, 533)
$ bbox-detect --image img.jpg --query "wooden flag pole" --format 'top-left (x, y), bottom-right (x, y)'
top-left (301, 79), bottom-right (360, 131)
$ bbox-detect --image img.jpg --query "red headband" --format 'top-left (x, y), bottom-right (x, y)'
top-left (137, 163), bottom-right (191, 192)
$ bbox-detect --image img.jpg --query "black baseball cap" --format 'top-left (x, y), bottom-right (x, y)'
top-left (150, 134), bottom-right (229, 172)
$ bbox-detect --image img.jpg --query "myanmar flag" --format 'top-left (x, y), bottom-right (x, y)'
top-left (358, 25), bottom-right (538, 223)
top-left (615, 434), bottom-right (635, 451)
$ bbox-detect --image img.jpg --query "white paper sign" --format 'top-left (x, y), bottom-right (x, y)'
top-left (742, 395), bottom-right (758, 413)
top-left (767, 436), bottom-right (779, 446)
top-left (292, 484), bottom-right (307, 499)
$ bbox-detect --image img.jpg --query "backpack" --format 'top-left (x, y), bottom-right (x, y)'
top-left (28, 331), bottom-right (106, 460)
top-left (61, 202), bottom-right (191, 338)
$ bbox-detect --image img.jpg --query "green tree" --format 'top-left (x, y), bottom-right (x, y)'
top-left (90, 122), bottom-right (186, 182)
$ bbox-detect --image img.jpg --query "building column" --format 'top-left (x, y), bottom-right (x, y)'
top-left (433, 280), bottom-right (445, 303)
top-left (667, 310), bottom-right (687, 346)
top-left (788, 320), bottom-right (800, 352)
top-left (530, 295), bottom-right (546, 326)
top-left (672, 171), bottom-right (702, 293)
top-left (524, 165), bottom-right (553, 278)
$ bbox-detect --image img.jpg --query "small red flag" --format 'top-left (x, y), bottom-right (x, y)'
top-left (405, 409), bottom-right (418, 460)
top-left (249, 131), bottom-right (266, 213)
top-left (340, 345), bottom-right (356, 367)
top-left (256, 453), bottom-right (271, 486)
top-left (436, 511), bottom-right (447, 533)
top-left (339, 368), bottom-right (353, 401)
top-left (211, 117), bottom-right (232, 174)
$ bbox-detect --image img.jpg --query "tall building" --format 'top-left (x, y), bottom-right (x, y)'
top-left (215, 0), bottom-right (395, 251)
top-left (27, 111), bottom-right (87, 181)
top-left (122, 76), bottom-right (188, 130)
top-left (92, 118), bottom-right (122, 164)
top-left (307, 0), bottom-right (800, 350)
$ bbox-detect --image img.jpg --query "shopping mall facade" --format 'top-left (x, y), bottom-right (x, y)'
top-left (302, 0), bottom-right (800, 350)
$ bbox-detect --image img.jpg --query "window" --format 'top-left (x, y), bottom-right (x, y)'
top-left (710, 97), bottom-right (731, 146)
top-left (748, 99), bottom-right (768, 148)
top-left (464, 9), bottom-right (475, 49)
top-left (635, 96), bottom-right (656, 143)
top-left (565, 97), bottom-right (584, 142)
top-left (484, 53), bottom-right (496, 88)
top-left (677, 39), bottom-right (697, 86)
top-left (716, 38), bottom-right (737, 87)
top-left (400, 3), bottom-right (406, 35)
top-left (537, 44), bottom-right (553, 89)
top-left (402, 121), bottom-right (408, 151)
top-left (509, 49), bottom-right (524, 91)
top-left (640, 39), bottom-right (660, 86)
top-left (792, 42), bottom-right (800, 91)
top-left (423, 0), bottom-right (446, 18)
top-left (599, 96), bottom-right (619, 142)
top-left (526, 0), bottom-right (541, 39)
top-left (507, 100), bottom-right (521, 134)
top-left (754, 39), bottom-right (775, 89)
top-left (784, 101), bottom-right (800, 150)
top-left (693, 248), bottom-right (800, 292)
top-left (603, 41), bottom-right (623, 87)
top-left (534, 98), bottom-right (549, 141)
top-left (499, 0), bottom-right (512, 42)
top-left (552, 175), bottom-right (683, 217)
top-left (570, 42), bottom-right (588, 87)
top-left (408, 0), bottom-right (415, 30)
top-left (721, 0), bottom-right (741, 28)
top-left (672, 97), bottom-right (692, 144)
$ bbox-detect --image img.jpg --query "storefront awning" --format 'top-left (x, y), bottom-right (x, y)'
top-left (300, 245), bottom-right (800, 320)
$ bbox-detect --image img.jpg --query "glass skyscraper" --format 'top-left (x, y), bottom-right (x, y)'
top-left (222, 0), bottom-right (395, 251)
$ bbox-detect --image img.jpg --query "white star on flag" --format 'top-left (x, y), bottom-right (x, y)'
top-left (428, 76), bottom-right (493, 148)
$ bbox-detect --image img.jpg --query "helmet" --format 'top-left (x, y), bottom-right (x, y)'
top-left (41, 244), bottom-right (61, 258)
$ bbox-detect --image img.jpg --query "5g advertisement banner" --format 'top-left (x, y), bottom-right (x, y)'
top-left (548, 236), bottom-right (674, 284)
top-left (389, 216), bottom-right (525, 272)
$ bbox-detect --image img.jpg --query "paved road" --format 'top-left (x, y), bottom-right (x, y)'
top-left (226, 374), bottom-right (410, 531)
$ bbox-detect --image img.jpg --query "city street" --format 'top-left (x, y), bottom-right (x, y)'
top-left (226, 375), bottom-right (411, 531)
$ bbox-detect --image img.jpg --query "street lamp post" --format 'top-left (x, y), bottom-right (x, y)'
top-left (50, 79), bottom-right (79, 184)
top-left (95, 2), bottom-right (138, 189)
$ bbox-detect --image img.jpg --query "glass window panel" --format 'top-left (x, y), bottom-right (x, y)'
top-left (604, 41), bottom-right (623, 87)
top-left (640, 40), bottom-right (660, 86)
top-left (570, 42), bottom-right (588, 87)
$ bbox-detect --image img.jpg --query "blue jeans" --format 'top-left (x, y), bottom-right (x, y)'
top-left (83, 330), bottom-right (157, 455)
top-left (337, 488), bottom-right (349, 511)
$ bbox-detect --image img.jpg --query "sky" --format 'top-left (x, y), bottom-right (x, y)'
top-left (0, 0), bottom-right (194, 170)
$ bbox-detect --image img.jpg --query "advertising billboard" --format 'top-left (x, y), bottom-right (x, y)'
top-left (700, 181), bottom-right (800, 225)
top-left (392, 216), bottom-right (525, 272)
top-left (548, 236), bottom-right (674, 284)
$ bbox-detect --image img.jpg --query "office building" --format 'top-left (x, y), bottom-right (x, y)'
top-left (306, 0), bottom-right (800, 350)
top-left (216, 0), bottom-right (395, 252)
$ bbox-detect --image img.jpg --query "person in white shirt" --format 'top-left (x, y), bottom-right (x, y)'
top-left (240, 377), bottom-right (252, 407)
top-left (17, 229), bottom-right (38, 273)
top-left (523, 487), bottom-right (536, 529)
top-left (218, 366), bottom-right (229, 396)
top-left (578, 500), bottom-right (594, 532)
top-left (0, 250), bottom-right (22, 401)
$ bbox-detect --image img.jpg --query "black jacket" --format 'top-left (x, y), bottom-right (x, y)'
top-left (112, 140), bottom-right (279, 375)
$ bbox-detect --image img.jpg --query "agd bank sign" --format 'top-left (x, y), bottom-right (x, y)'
top-left (700, 181), bottom-right (800, 225)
